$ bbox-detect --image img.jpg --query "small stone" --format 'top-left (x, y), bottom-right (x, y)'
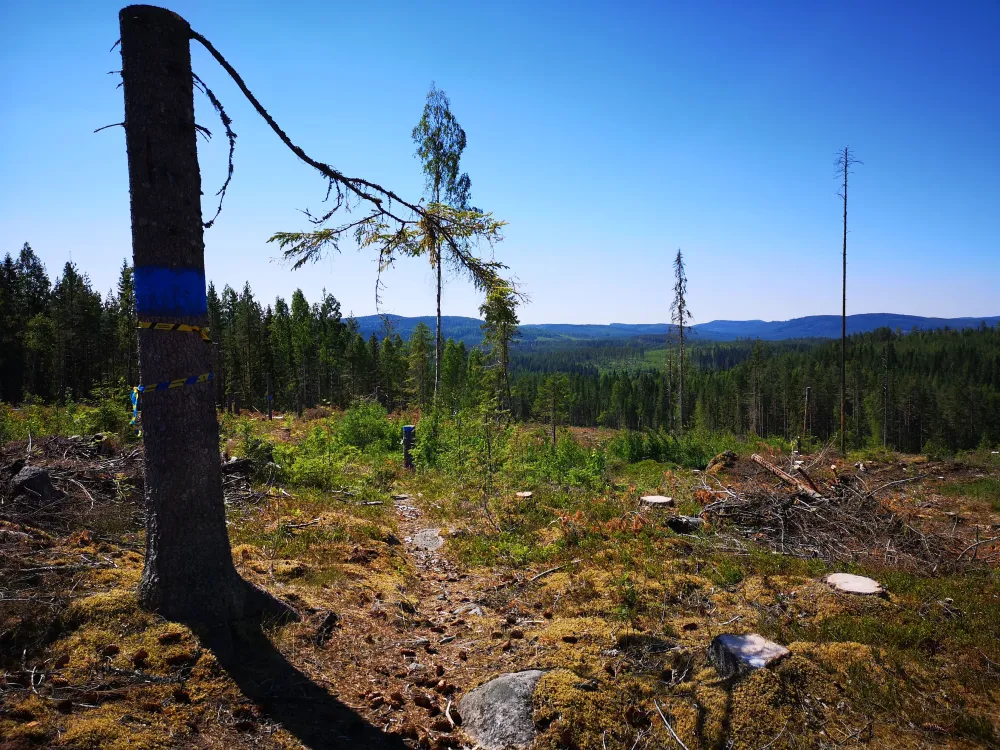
top-left (824, 573), bottom-right (885, 596)
top-left (413, 529), bottom-right (444, 551)
top-left (709, 634), bottom-right (789, 678)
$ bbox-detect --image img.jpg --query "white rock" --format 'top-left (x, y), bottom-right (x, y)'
top-left (641, 495), bottom-right (674, 507)
top-left (824, 573), bottom-right (884, 596)
top-left (709, 634), bottom-right (789, 678)
top-left (412, 528), bottom-right (444, 551)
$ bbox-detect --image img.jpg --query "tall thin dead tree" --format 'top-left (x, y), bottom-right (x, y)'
top-left (836, 147), bottom-right (861, 456)
top-left (669, 249), bottom-right (692, 435)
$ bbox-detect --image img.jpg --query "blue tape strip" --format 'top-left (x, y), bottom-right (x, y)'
top-left (134, 266), bottom-right (208, 317)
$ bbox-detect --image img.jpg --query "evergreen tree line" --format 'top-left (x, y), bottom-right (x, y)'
top-left (3, 245), bottom-right (999, 453)
top-left (0, 248), bottom-right (511, 418)
top-left (511, 326), bottom-right (1000, 453)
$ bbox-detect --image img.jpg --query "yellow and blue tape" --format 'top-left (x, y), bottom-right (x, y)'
top-left (137, 320), bottom-right (212, 342)
top-left (130, 372), bottom-right (214, 435)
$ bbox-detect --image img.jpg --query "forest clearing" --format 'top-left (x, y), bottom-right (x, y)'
top-left (1, 403), bottom-right (998, 749)
top-left (3, 3), bottom-right (999, 749)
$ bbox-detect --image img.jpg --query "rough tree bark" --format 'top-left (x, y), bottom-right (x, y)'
top-left (120, 5), bottom-right (283, 625)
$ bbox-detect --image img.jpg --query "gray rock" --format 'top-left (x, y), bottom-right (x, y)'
top-left (667, 515), bottom-right (704, 534)
top-left (709, 634), bottom-right (789, 678)
top-left (412, 528), bottom-right (444, 551)
top-left (12, 466), bottom-right (60, 505)
top-left (460, 670), bottom-right (545, 750)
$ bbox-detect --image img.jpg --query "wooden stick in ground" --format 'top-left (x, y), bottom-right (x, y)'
top-left (751, 454), bottom-right (825, 501)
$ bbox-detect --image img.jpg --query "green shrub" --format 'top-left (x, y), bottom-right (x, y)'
top-left (337, 399), bottom-right (399, 453)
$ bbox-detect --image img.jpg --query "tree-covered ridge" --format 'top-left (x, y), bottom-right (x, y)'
top-left (511, 326), bottom-right (1000, 453)
top-left (3, 246), bottom-right (999, 454)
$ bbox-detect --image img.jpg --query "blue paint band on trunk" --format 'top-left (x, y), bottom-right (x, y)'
top-left (134, 266), bottom-right (208, 317)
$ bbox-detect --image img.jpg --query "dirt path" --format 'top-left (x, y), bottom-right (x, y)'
top-left (361, 493), bottom-right (497, 745)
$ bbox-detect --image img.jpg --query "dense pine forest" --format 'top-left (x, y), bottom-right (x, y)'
top-left (2, 243), bottom-right (999, 454)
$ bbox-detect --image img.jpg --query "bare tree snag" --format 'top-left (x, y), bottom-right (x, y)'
top-left (836, 146), bottom-right (861, 456)
top-left (120, 5), bottom-right (287, 625)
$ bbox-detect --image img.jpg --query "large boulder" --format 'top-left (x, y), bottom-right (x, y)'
top-left (459, 669), bottom-right (545, 749)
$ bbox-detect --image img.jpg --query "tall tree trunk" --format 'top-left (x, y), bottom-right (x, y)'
top-left (678, 312), bottom-right (685, 437)
top-left (120, 5), bottom-right (276, 624)
top-left (434, 240), bottom-right (442, 403)
top-left (840, 146), bottom-right (848, 456)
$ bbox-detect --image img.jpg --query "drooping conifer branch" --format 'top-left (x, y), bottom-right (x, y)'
top-left (188, 28), bottom-right (511, 300)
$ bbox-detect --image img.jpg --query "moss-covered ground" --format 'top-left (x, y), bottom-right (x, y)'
top-left (1, 407), bottom-right (998, 749)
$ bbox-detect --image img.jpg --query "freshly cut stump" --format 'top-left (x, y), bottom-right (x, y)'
top-left (459, 670), bottom-right (544, 749)
top-left (824, 573), bottom-right (884, 596)
top-left (709, 634), bottom-right (789, 678)
top-left (641, 495), bottom-right (674, 507)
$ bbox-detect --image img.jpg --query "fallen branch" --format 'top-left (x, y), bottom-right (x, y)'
top-left (867, 474), bottom-right (926, 496)
top-left (957, 536), bottom-right (999, 560)
top-left (751, 454), bottom-right (824, 501)
top-left (529, 558), bottom-right (582, 583)
top-left (653, 700), bottom-right (690, 750)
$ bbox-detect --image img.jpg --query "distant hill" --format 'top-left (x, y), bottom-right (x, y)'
top-left (352, 313), bottom-right (1000, 346)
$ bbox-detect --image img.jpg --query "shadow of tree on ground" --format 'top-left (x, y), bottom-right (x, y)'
top-left (202, 621), bottom-right (409, 749)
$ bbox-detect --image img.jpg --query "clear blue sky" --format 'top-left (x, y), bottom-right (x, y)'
top-left (2, 1), bottom-right (997, 324)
